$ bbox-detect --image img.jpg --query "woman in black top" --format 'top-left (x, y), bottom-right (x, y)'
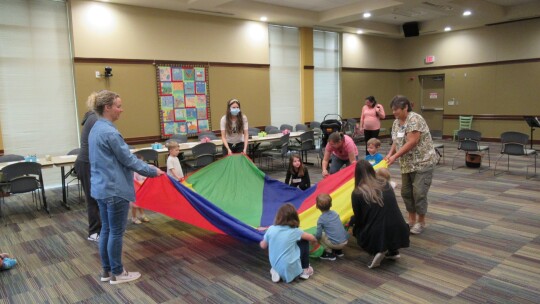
top-left (351, 160), bottom-right (409, 269)
top-left (285, 154), bottom-right (310, 190)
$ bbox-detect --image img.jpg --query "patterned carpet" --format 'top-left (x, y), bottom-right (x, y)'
top-left (1, 139), bottom-right (539, 303)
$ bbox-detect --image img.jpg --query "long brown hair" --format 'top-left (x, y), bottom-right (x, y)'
top-left (225, 98), bottom-right (244, 136)
top-left (274, 203), bottom-right (300, 228)
top-left (287, 154), bottom-right (305, 177)
top-left (354, 160), bottom-right (386, 207)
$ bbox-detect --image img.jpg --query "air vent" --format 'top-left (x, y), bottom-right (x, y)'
top-left (422, 2), bottom-right (453, 11)
top-left (188, 8), bottom-right (234, 16)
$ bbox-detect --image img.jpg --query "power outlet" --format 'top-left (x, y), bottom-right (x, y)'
top-left (95, 71), bottom-right (101, 78)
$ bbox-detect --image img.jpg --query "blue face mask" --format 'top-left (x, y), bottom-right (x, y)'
top-left (230, 108), bottom-right (240, 116)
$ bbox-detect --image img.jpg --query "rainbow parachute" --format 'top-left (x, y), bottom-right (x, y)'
top-left (135, 154), bottom-right (386, 242)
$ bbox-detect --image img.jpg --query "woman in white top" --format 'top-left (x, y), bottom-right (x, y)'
top-left (220, 98), bottom-right (249, 156)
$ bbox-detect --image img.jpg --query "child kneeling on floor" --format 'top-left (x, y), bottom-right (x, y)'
top-left (260, 203), bottom-right (316, 283)
top-left (314, 194), bottom-right (349, 260)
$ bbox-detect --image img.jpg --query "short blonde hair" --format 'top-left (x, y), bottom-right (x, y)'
top-left (367, 138), bottom-right (381, 148)
top-left (166, 140), bottom-right (179, 150)
top-left (376, 167), bottom-right (391, 181)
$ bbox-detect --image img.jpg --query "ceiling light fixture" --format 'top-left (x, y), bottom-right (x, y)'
top-left (363, 12), bottom-right (371, 18)
top-left (260, 16), bottom-right (267, 22)
top-left (463, 10), bottom-right (471, 16)
top-left (357, 30), bottom-right (363, 34)
top-left (444, 26), bottom-right (452, 32)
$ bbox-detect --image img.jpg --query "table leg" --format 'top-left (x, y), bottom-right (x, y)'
top-left (60, 166), bottom-right (70, 210)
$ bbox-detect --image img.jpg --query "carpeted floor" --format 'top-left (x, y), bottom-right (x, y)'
top-left (1, 138), bottom-right (539, 303)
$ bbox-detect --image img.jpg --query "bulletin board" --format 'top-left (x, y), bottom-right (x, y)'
top-left (156, 65), bottom-right (210, 138)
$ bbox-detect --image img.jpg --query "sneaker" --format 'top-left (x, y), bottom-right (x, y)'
top-left (320, 251), bottom-right (336, 261)
top-left (131, 218), bottom-right (142, 225)
top-left (385, 251), bottom-right (401, 260)
top-left (270, 268), bottom-right (280, 283)
top-left (368, 252), bottom-right (385, 269)
top-left (138, 216), bottom-right (150, 223)
top-left (87, 233), bottom-right (99, 242)
top-left (1, 258), bottom-right (17, 270)
top-left (410, 223), bottom-right (425, 235)
top-left (299, 265), bottom-right (314, 280)
top-left (333, 249), bottom-right (344, 258)
top-left (110, 269), bottom-right (141, 285)
top-left (100, 270), bottom-right (111, 282)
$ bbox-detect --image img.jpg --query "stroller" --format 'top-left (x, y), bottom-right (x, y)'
top-left (320, 114), bottom-right (344, 150)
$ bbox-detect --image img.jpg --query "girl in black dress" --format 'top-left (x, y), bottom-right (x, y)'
top-left (351, 160), bottom-right (410, 268)
top-left (285, 154), bottom-right (311, 190)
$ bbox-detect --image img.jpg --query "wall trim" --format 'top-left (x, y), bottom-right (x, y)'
top-left (443, 114), bottom-right (539, 121)
top-left (304, 65), bottom-right (314, 70)
top-left (74, 57), bottom-right (269, 68)
top-left (342, 57), bottom-right (540, 73)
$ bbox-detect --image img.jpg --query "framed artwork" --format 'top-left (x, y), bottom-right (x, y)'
top-left (156, 65), bottom-right (211, 138)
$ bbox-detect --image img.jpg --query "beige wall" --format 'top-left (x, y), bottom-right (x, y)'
top-left (342, 33), bottom-right (400, 69)
top-left (398, 18), bottom-right (540, 69)
top-left (70, 0), bottom-right (269, 64)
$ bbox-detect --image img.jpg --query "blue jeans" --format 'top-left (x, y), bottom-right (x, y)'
top-left (329, 154), bottom-right (358, 174)
top-left (97, 196), bottom-right (130, 275)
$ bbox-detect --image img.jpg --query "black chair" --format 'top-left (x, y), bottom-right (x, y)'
top-left (170, 134), bottom-right (188, 143)
top-left (452, 129), bottom-right (490, 172)
top-left (280, 124), bottom-right (294, 132)
top-left (198, 131), bottom-right (218, 141)
top-left (261, 133), bottom-right (290, 170)
top-left (248, 127), bottom-right (261, 136)
top-left (289, 130), bottom-right (315, 165)
top-left (494, 131), bottom-right (537, 178)
top-left (134, 149), bottom-right (159, 167)
top-left (65, 148), bottom-right (82, 201)
top-left (184, 142), bottom-right (217, 172)
top-left (0, 154), bottom-right (25, 163)
top-left (344, 118), bottom-right (357, 137)
top-left (265, 125), bottom-right (278, 133)
top-left (309, 121), bottom-right (321, 129)
top-left (267, 128), bottom-right (281, 135)
top-left (295, 124), bottom-right (309, 131)
top-left (430, 130), bottom-right (444, 164)
top-left (0, 162), bottom-right (47, 218)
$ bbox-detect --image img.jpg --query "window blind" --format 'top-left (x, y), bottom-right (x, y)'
top-left (313, 30), bottom-right (340, 122)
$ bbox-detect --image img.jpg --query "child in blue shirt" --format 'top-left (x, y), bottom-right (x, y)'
top-left (314, 194), bottom-right (349, 260)
top-left (260, 203), bottom-right (317, 283)
top-left (365, 138), bottom-right (383, 166)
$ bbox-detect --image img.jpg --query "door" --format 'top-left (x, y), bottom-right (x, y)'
top-left (419, 74), bottom-right (445, 133)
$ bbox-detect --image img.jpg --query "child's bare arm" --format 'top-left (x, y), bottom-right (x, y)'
top-left (301, 232), bottom-right (317, 242)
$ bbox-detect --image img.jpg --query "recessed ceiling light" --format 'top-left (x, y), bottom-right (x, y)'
top-left (463, 10), bottom-right (471, 16)
top-left (357, 30), bottom-right (363, 34)
top-left (260, 16), bottom-right (267, 22)
top-left (444, 26), bottom-right (452, 31)
top-left (363, 12), bottom-right (371, 18)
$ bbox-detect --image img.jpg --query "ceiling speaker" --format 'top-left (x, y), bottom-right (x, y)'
top-left (403, 22), bottom-right (419, 37)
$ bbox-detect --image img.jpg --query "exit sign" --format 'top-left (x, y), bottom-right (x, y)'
top-left (425, 56), bottom-right (435, 64)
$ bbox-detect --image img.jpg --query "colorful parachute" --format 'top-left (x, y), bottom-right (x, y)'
top-left (135, 154), bottom-right (386, 243)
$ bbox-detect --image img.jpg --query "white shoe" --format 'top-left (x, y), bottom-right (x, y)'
top-left (368, 252), bottom-right (385, 269)
top-left (270, 268), bottom-right (280, 283)
top-left (299, 265), bottom-right (314, 279)
top-left (87, 233), bottom-right (99, 242)
top-left (410, 223), bottom-right (425, 235)
top-left (110, 269), bottom-right (141, 285)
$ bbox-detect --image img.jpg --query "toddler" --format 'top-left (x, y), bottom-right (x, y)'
top-left (131, 155), bottom-right (151, 224)
top-left (285, 154), bottom-right (310, 190)
top-left (376, 167), bottom-right (396, 189)
top-left (365, 138), bottom-right (383, 166)
top-left (314, 194), bottom-right (349, 260)
top-left (260, 203), bottom-right (316, 283)
top-left (166, 140), bottom-right (184, 181)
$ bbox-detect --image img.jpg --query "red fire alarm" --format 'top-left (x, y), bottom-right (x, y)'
top-left (425, 56), bottom-right (435, 64)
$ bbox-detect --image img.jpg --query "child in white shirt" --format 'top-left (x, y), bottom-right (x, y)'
top-left (166, 140), bottom-right (184, 181)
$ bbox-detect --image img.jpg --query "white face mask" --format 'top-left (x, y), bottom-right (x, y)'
top-left (230, 108), bottom-right (240, 116)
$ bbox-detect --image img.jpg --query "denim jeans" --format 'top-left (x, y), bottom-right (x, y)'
top-left (329, 154), bottom-right (358, 174)
top-left (97, 196), bottom-right (130, 275)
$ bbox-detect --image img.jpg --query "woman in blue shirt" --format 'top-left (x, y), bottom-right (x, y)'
top-left (89, 90), bottom-right (164, 285)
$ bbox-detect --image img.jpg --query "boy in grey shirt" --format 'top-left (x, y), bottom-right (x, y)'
top-left (314, 194), bottom-right (349, 260)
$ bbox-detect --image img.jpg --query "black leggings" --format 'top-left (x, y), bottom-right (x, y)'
top-left (223, 142), bottom-right (245, 156)
top-left (297, 240), bottom-right (310, 269)
top-left (363, 129), bottom-right (380, 155)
